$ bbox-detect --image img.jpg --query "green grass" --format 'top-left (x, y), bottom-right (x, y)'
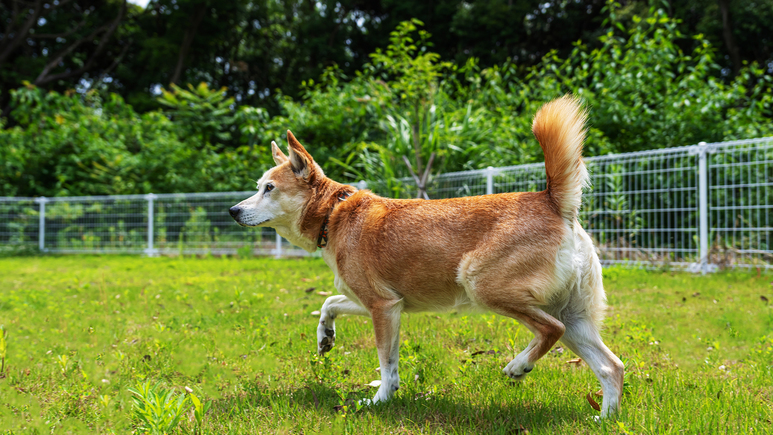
top-left (0, 256), bottom-right (771, 434)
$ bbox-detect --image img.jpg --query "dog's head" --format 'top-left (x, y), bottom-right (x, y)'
top-left (229, 131), bottom-right (324, 230)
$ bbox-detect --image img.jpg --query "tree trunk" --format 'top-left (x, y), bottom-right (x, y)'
top-left (171, 2), bottom-right (208, 84)
top-left (717, 0), bottom-right (741, 74)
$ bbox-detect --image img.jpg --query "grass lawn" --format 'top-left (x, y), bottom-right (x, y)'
top-left (0, 256), bottom-right (771, 434)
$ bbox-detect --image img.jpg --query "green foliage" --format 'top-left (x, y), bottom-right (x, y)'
top-left (0, 83), bottom-right (271, 196)
top-left (157, 83), bottom-right (237, 147)
top-left (4, 0), bottom-right (771, 118)
top-left (369, 19), bottom-right (451, 108)
top-left (1, 4), bottom-right (772, 197)
top-left (128, 382), bottom-right (190, 434)
top-left (515, 4), bottom-right (773, 152)
top-left (280, 5), bottom-right (773, 186)
top-left (188, 389), bottom-right (212, 431)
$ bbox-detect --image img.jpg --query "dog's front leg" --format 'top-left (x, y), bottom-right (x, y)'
top-left (317, 295), bottom-right (370, 355)
top-left (364, 298), bottom-right (404, 405)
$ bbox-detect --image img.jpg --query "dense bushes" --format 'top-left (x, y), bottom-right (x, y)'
top-left (2, 5), bottom-right (771, 197)
top-left (1, 84), bottom-right (271, 197)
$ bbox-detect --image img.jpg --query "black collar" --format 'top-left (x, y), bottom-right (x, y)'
top-left (317, 191), bottom-right (351, 248)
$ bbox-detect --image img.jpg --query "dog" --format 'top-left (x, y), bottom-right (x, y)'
top-left (229, 96), bottom-right (624, 417)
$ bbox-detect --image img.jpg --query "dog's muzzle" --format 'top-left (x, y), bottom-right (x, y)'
top-left (229, 206), bottom-right (241, 219)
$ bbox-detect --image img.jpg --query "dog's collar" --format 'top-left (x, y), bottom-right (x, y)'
top-left (317, 191), bottom-right (352, 249)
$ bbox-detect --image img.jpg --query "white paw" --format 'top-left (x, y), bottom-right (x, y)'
top-left (316, 323), bottom-right (335, 355)
top-left (360, 384), bottom-right (396, 406)
top-left (358, 397), bottom-right (376, 406)
top-left (503, 357), bottom-right (534, 381)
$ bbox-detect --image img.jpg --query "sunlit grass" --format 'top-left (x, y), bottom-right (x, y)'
top-left (0, 256), bottom-right (771, 434)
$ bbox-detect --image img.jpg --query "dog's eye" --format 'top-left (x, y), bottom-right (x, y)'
top-left (265, 183), bottom-right (275, 193)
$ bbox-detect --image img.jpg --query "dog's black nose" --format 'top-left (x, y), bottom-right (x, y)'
top-left (229, 206), bottom-right (241, 219)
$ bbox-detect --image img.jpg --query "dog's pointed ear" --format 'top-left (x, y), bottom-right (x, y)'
top-left (271, 141), bottom-right (288, 166)
top-left (287, 130), bottom-right (315, 180)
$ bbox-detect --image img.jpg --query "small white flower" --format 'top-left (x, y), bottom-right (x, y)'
top-left (718, 365), bottom-right (726, 371)
top-left (101, 379), bottom-right (110, 384)
top-left (184, 386), bottom-right (193, 394)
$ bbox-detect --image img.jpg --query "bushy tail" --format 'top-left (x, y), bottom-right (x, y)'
top-left (532, 95), bottom-right (589, 220)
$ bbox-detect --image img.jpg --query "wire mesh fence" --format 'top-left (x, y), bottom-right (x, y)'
top-left (0, 193), bottom-right (299, 257)
top-left (708, 138), bottom-right (773, 268)
top-left (581, 147), bottom-right (701, 268)
top-left (0, 197), bottom-right (39, 253)
top-left (1, 137), bottom-right (771, 269)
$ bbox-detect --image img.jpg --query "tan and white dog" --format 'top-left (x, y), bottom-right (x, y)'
top-left (229, 96), bottom-right (624, 417)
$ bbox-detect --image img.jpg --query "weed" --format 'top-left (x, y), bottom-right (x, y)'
top-left (128, 382), bottom-right (190, 435)
top-left (187, 387), bottom-right (212, 434)
top-left (56, 354), bottom-right (69, 376)
top-left (0, 326), bottom-right (6, 375)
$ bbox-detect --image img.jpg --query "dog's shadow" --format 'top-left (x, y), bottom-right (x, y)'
top-left (212, 381), bottom-right (595, 433)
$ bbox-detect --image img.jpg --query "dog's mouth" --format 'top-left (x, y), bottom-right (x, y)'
top-left (236, 219), bottom-right (270, 227)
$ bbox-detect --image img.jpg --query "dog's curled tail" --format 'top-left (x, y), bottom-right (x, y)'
top-left (532, 95), bottom-right (589, 221)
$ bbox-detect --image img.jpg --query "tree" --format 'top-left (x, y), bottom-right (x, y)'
top-left (1, 0), bottom-right (772, 122)
top-left (0, 0), bottom-right (134, 113)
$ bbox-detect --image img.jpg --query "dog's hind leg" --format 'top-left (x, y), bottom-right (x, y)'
top-left (498, 306), bottom-right (566, 381)
top-left (317, 295), bottom-right (370, 356)
top-left (459, 254), bottom-right (566, 381)
top-left (559, 315), bottom-right (624, 417)
top-left (362, 298), bottom-right (403, 405)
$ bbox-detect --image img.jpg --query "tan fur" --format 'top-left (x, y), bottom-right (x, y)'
top-left (327, 191), bottom-right (565, 309)
top-left (532, 95), bottom-right (590, 220)
top-left (231, 98), bottom-right (624, 416)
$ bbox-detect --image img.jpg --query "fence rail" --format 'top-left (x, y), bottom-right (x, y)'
top-left (2, 137), bottom-right (772, 270)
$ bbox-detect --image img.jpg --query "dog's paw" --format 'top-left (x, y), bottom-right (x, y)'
top-left (358, 397), bottom-right (375, 407)
top-left (359, 391), bottom-right (391, 407)
top-left (503, 358), bottom-right (534, 381)
top-left (316, 323), bottom-right (335, 355)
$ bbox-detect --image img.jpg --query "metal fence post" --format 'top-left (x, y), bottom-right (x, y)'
top-left (145, 193), bottom-right (158, 257)
top-left (275, 232), bottom-right (282, 259)
top-left (486, 166), bottom-right (494, 195)
top-left (37, 196), bottom-right (47, 252)
top-left (697, 142), bottom-right (709, 274)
